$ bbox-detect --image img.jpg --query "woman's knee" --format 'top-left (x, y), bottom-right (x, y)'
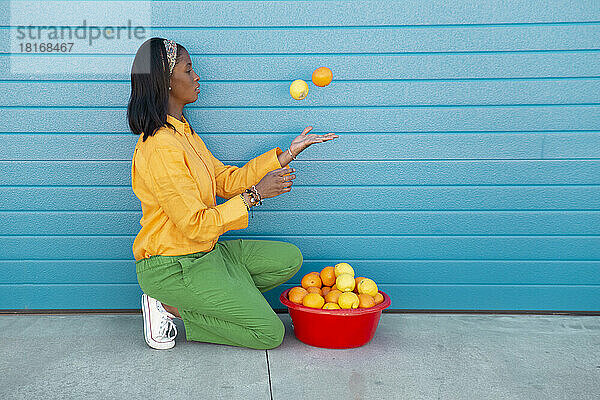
top-left (285, 243), bottom-right (303, 273)
top-left (252, 315), bottom-right (285, 350)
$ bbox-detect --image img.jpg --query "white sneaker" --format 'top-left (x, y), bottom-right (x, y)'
top-left (141, 293), bottom-right (178, 349)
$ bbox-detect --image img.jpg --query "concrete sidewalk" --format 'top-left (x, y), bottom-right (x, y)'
top-left (1, 313), bottom-right (598, 399)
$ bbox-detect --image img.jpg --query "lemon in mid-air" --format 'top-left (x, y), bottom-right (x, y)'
top-left (290, 79), bottom-right (309, 100)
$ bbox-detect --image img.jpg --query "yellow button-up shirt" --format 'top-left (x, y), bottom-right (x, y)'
top-left (131, 114), bottom-right (287, 261)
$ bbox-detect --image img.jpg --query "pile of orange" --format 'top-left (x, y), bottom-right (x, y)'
top-left (287, 262), bottom-right (384, 310)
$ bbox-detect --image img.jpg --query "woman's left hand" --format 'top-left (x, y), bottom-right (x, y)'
top-left (289, 126), bottom-right (339, 156)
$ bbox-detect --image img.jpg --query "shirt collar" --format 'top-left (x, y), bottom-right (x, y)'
top-left (166, 114), bottom-right (192, 136)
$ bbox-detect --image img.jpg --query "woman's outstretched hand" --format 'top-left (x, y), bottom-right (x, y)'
top-left (255, 127), bottom-right (338, 199)
top-left (255, 167), bottom-right (297, 198)
top-left (289, 126), bottom-right (339, 157)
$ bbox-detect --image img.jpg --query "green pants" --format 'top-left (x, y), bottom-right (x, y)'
top-left (135, 239), bottom-right (303, 350)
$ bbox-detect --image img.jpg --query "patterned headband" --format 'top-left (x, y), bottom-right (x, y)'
top-left (163, 39), bottom-right (177, 76)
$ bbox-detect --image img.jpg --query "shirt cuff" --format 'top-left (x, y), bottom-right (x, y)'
top-left (218, 194), bottom-right (249, 231)
top-left (247, 147), bottom-right (290, 182)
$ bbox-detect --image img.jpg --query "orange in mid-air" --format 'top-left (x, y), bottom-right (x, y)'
top-left (320, 266), bottom-right (336, 287)
top-left (312, 66), bottom-right (333, 87)
top-left (301, 273), bottom-right (322, 289)
top-left (288, 286), bottom-right (308, 304)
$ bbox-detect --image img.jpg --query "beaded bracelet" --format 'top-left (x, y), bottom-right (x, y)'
top-left (243, 186), bottom-right (262, 219)
top-left (250, 185), bottom-right (263, 205)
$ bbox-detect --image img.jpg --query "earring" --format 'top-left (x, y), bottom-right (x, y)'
top-left (169, 86), bottom-right (172, 90)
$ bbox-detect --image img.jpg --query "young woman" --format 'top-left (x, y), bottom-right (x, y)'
top-left (127, 37), bottom-right (338, 350)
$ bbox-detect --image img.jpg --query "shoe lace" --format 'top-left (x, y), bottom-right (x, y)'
top-left (158, 316), bottom-right (177, 341)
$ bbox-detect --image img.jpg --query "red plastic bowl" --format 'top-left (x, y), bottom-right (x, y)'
top-left (279, 288), bottom-right (391, 349)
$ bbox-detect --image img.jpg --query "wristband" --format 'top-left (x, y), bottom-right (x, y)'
top-left (287, 148), bottom-right (297, 160)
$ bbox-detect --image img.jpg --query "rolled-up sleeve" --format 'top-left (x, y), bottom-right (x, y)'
top-left (146, 146), bottom-right (249, 242)
top-left (207, 146), bottom-right (289, 199)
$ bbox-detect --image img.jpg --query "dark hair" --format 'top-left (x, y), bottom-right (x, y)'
top-left (127, 37), bottom-right (186, 142)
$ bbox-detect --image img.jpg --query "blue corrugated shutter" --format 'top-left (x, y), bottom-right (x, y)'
top-left (1, 1), bottom-right (599, 311)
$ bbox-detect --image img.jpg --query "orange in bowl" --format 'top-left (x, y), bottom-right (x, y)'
top-left (302, 292), bottom-right (325, 309)
top-left (320, 266), bottom-right (336, 287)
top-left (324, 289), bottom-right (342, 304)
top-left (301, 273), bottom-right (322, 289)
top-left (358, 293), bottom-right (376, 308)
top-left (288, 286), bottom-right (308, 304)
top-left (306, 286), bottom-right (322, 296)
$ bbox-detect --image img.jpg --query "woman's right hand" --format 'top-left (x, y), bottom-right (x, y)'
top-left (254, 167), bottom-right (296, 199)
